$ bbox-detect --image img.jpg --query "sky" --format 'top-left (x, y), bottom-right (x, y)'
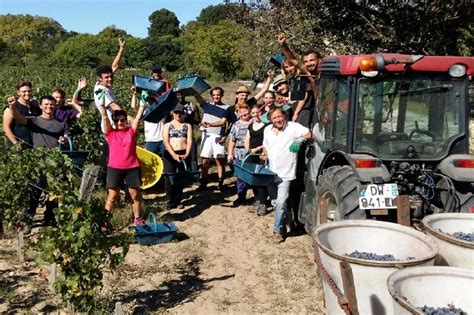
top-left (0, 0), bottom-right (225, 38)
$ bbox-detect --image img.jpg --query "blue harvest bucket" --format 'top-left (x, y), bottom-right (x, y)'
top-left (163, 160), bottom-right (200, 187)
top-left (62, 137), bottom-right (90, 166)
top-left (268, 52), bottom-right (284, 68)
top-left (141, 89), bottom-right (178, 123)
top-left (176, 74), bottom-right (211, 96)
top-left (132, 76), bottom-right (165, 94)
top-left (134, 213), bottom-right (177, 245)
top-left (232, 154), bottom-right (277, 186)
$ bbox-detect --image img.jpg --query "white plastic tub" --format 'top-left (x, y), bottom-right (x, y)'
top-left (421, 213), bottom-right (474, 269)
top-left (313, 220), bottom-right (438, 315)
top-left (388, 266), bottom-right (474, 314)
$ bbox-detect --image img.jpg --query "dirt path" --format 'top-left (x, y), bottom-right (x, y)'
top-left (0, 180), bottom-right (325, 314)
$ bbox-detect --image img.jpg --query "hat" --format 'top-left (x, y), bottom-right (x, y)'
top-left (151, 65), bottom-right (162, 73)
top-left (273, 74), bottom-right (287, 87)
top-left (172, 103), bottom-right (185, 112)
top-left (235, 85), bottom-right (251, 94)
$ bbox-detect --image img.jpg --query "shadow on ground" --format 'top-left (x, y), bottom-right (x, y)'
top-left (113, 256), bottom-right (234, 314)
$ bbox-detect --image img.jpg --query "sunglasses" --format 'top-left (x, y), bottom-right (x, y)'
top-left (113, 118), bottom-right (127, 123)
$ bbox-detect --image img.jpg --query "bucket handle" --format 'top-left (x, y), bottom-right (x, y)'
top-left (412, 220), bottom-right (425, 233)
top-left (179, 159), bottom-right (188, 172)
top-left (241, 153), bottom-right (260, 167)
top-left (148, 213), bottom-right (158, 232)
top-left (60, 136), bottom-right (74, 152)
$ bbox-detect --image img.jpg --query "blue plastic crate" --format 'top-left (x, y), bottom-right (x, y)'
top-left (141, 89), bottom-right (178, 123)
top-left (176, 74), bottom-right (211, 96)
top-left (133, 76), bottom-right (165, 94)
top-left (135, 213), bottom-right (177, 245)
top-left (232, 154), bottom-right (277, 186)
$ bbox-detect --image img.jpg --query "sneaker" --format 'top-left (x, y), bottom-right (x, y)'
top-left (257, 204), bottom-right (269, 216)
top-left (248, 201), bottom-right (259, 213)
top-left (133, 217), bottom-right (145, 225)
top-left (272, 233), bottom-right (285, 244)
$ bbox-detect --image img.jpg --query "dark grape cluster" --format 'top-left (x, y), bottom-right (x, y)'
top-left (344, 250), bottom-right (415, 261)
top-left (451, 232), bottom-right (474, 242)
top-left (438, 229), bottom-right (474, 242)
top-left (419, 304), bottom-right (467, 315)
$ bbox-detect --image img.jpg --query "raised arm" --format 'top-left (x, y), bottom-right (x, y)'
top-left (97, 104), bottom-right (112, 134)
top-left (193, 94), bottom-right (206, 106)
top-left (7, 96), bottom-right (27, 126)
top-left (253, 69), bottom-right (275, 101)
top-left (111, 38), bottom-right (125, 74)
top-left (277, 33), bottom-right (298, 65)
top-left (131, 100), bottom-right (145, 130)
top-left (130, 86), bottom-right (138, 114)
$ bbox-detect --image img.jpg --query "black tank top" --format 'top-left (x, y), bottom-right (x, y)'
top-left (11, 100), bottom-right (41, 145)
top-left (249, 122), bottom-right (265, 149)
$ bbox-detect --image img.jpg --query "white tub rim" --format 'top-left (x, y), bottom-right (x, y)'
top-left (422, 213), bottom-right (474, 249)
top-left (387, 266), bottom-right (474, 313)
top-left (313, 220), bottom-right (439, 268)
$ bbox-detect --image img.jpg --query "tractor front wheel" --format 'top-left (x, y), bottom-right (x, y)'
top-left (315, 166), bottom-right (366, 224)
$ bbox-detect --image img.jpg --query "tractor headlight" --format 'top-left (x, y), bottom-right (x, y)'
top-left (449, 64), bottom-right (466, 77)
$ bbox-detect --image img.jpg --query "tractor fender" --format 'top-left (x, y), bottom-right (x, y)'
top-left (319, 150), bottom-right (391, 183)
top-left (436, 154), bottom-right (474, 182)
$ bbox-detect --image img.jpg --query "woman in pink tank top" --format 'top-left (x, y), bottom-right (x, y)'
top-left (97, 101), bottom-right (146, 226)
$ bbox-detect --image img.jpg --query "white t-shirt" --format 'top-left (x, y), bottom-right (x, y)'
top-left (263, 121), bottom-right (309, 181)
top-left (94, 82), bottom-right (117, 129)
top-left (144, 120), bottom-right (164, 142)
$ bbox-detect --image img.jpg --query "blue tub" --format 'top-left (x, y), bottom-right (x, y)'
top-left (232, 154), bottom-right (277, 186)
top-left (176, 74), bottom-right (211, 96)
top-left (135, 213), bottom-right (177, 245)
top-left (133, 76), bottom-right (165, 94)
top-left (141, 89), bottom-right (178, 123)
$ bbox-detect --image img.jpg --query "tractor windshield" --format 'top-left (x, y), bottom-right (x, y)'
top-left (354, 73), bottom-right (466, 160)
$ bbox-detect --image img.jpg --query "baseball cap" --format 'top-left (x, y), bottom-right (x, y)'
top-left (172, 103), bottom-right (185, 113)
top-left (151, 65), bottom-right (162, 73)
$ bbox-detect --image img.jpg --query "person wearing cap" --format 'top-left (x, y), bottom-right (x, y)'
top-left (151, 65), bottom-right (171, 93)
top-left (162, 103), bottom-right (193, 209)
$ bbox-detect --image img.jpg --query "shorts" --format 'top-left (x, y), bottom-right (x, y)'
top-left (200, 132), bottom-right (225, 159)
top-left (107, 167), bottom-right (141, 188)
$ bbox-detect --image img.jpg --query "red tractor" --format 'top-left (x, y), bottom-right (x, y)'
top-left (299, 54), bottom-right (474, 232)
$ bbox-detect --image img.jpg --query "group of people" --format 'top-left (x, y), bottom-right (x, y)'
top-left (3, 35), bottom-right (324, 243)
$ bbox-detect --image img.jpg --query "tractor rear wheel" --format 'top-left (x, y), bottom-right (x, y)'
top-left (315, 166), bottom-right (366, 224)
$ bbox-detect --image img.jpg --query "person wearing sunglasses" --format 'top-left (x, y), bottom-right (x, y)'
top-left (96, 100), bottom-right (146, 226)
top-left (162, 104), bottom-right (193, 209)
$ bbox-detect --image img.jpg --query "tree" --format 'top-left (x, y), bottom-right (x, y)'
top-left (148, 9), bottom-right (180, 38)
top-left (98, 25), bottom-right (129, 39)
top-left (196, 4), bottom-right (234, 25)
top-left (0, 14), bottom-right (67, 66)
top-left (237, 1), bottom-right (473, 58)
top-left (180, 20), bottom-right (247, 80)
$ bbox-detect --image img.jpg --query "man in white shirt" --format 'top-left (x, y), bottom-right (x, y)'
top-left (262, 107), bottom-right (311, 243)
top-left (93, 38), bottom-right (125, 129)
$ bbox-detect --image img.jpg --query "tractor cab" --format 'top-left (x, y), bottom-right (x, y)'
top-left (300, 54), bottom-right (474, 233)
